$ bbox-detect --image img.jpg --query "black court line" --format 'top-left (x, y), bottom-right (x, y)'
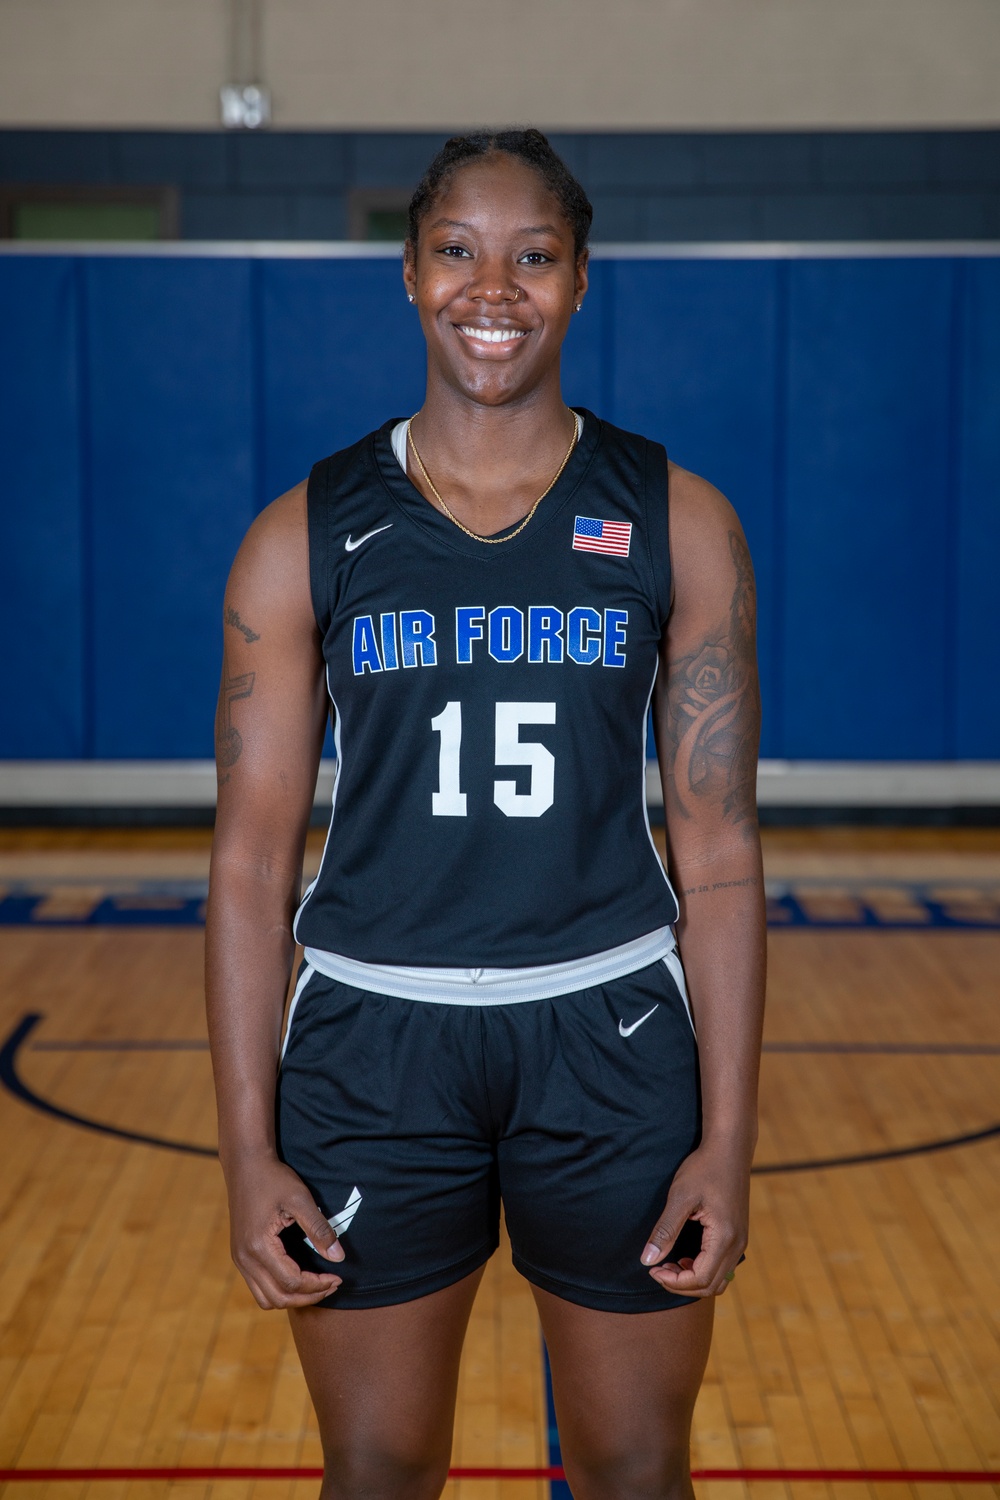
top-left (30, 1038), bottom-right (1000, 1055)
top-left (4, 1013), bottom-right (999, 1172)
top-left (33, 1038), bottom-right (211, 1051)
top-left (751, 1122), bottom-right (1000, 1173)
top-left (0, 1014), bottom-right (216, 1158)
top-left (762, 1041), bottom-right (1000, 1055)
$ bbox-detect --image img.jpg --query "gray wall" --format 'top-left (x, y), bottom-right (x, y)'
top-left (2, 0), bottom-right (999, 130)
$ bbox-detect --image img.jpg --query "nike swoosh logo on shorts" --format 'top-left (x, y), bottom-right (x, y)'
top-left (619, 1006), bottom-right (658, 1038)
top-left (345, 524), bottom-right (393, 552)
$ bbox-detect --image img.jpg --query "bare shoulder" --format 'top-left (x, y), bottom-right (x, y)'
top-left (226, 480), bottom-right (312, 620)
top-left (231, 480), bottom-right (308, 580)
top-left (668, 461), bottom-right (736, 525)
top-left (666, 461), bottom-right (753, 615)
top-left (668, 457), bottom-right (746, 562)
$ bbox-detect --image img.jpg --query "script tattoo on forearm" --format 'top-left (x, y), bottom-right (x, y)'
top-left (684, 876), bottom-right (760, 895)
top-left (215, 668), bottom-right (255, 770)
top-left (225, 606), bottom-right (260, 644)
top-left (664, 530), bottom-right (760, 831)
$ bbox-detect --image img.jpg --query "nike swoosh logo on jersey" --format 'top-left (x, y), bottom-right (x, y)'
top-left (345, 525), bottom-right (393, 552)
top-left (619, 1006), bottom-right (658, 1038)
top-left (305, 1186), bottom-right (362, 1249)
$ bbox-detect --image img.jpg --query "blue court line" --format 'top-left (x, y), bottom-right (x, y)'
top-left (3, 886), bottom-right (1000, 929)
top-left (544, 1347), bottom-right (572, 1500)
top-left (0, 894), bottom-right (205, 926)
top-left (764, 897), bottom-right (1000, 929)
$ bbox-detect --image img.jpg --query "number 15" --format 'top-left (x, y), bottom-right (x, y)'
top-left (430, 701), bottom-right (556, 818)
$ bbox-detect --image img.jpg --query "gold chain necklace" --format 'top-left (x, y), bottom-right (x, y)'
top-left (405, 414), bottom-right (578, 545)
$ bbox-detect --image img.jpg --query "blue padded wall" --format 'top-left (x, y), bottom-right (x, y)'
top-left (956, 260), bottom-right (1000, 757)
top-left (781, 260), bottom-right (954, 758)
top-left (607, 260), bottom-right (782, 754)
top-left (0, 258), bottom-right (85, 757)
top-left (560, 259), bottom-right (611, 416)
top-left (85, 258), bottom-right (255, 757)
top-left (260, 259), bottom-right (425, 502)
top-left (1, 249), bottom-right (998, 766)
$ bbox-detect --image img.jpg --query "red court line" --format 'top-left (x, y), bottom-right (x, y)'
top-left (2, 1466), bottom-right (1000, 1483)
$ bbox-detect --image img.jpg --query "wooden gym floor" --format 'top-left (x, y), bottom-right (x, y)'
top-left (0, 827), bottom-right (998, 1500)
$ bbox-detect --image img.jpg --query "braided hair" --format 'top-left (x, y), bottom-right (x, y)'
top-left (407, 129), bottom-right (593, 259)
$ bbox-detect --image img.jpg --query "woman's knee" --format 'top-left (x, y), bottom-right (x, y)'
top-left (561, 1438), bottom-right (694, 1500)
top-left (317, 1443), bottom-right (451, 1500)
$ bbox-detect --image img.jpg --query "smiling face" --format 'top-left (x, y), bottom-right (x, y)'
top-left (403, 153), bottom-right (588, 408)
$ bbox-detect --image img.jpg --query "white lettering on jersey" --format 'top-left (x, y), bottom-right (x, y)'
top-left (429, 701), bottom-right (557, 819)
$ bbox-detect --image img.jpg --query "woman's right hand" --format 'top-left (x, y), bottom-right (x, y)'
top-left (225, 1152), bottom-right (345, 1309)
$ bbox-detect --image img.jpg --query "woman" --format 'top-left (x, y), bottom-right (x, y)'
top-left (207, 129), bottom-right (765, 1500)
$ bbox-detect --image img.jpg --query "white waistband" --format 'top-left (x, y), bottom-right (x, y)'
top-left (303, 925), bottom-right (677, 1005)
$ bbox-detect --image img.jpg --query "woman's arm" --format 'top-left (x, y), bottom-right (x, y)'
top-left (642, 465), bottom-right (767, 1297)
top-left (206, 482), bottom-right (345, 1308)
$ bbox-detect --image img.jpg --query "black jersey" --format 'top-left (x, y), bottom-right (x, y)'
top-left (294, 410), bottom-right (679, 967)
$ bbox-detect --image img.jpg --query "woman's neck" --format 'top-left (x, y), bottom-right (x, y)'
top-left (407, 376), bottom-right (578, 536)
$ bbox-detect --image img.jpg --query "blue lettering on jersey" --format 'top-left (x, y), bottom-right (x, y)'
top-left (380, 612), bottom-right (399, 670)
top-left (352, 615), bottom-right (383, 675)
top-left (400, 610), bottom-right (437, 668)
top-left (603, 609), bottom-right (628, 668)
top-left (353, 606), bottom-right (628, 674)
top-left (566, 606), bottom-right (602, 665)
top-left (488, 606), bottom-right (524, 663)
top-left (456, 606), bottom-right (486, 664)
top-left (528, 606), bottom-right (565, 664)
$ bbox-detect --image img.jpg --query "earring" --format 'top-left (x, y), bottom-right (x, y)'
top-left (407, 293), bottom-right (415, 303)
top-left (574, 302), bottom-right (582, 312)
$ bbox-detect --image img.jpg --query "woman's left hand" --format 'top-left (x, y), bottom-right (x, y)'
top-left (639, 1139), bottom-right (751, 1297)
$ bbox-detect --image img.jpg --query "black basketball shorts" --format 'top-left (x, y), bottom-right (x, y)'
top-left (275, 955), bottom-right (702, 1312)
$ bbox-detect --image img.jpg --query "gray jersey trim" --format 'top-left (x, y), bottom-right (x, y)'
top-left (303, 924), bottom-right (678, 1004)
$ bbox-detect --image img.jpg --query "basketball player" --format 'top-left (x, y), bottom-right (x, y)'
top-left (207, 131), bottom-right (765, 1500)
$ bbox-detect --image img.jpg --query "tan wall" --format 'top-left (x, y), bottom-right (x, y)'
top-left (1, 0), bottom-right (999, 130)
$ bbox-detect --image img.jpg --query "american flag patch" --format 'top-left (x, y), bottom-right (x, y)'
top-left (572, 515), bottom-right (632, 557)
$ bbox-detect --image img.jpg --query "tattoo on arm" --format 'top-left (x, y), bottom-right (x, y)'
top-left (225, 606), bottom-right (260, 644)
top-left (215, 669), bottom-right (255, 770)
top-left (684, 876), bottom-right (760, 895)
top-left (663, 530), bottom-right (760, 830)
